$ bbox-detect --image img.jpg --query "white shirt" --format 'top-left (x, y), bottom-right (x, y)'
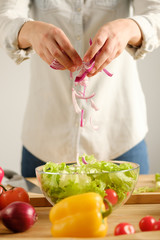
top-left (0, 0), bottom-right (160, 163)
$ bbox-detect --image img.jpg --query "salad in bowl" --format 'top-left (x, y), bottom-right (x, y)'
top-left (35, 154), bottom-right (139, 211)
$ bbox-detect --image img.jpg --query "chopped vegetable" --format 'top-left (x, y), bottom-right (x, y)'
top-left (49, 192), bottom-right (112, 237)
top-left (133, 173), bottom-right (160, 194)
top-left (39, 154), bottom-right (138, 204)
top-left (0, 201), bottom-right (37, 232)
top-left (0, 185), bottom-right (30, 210)
top-left (155, 173), bottom-right (160, 189)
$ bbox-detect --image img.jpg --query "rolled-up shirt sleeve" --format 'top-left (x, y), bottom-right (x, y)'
top-left (0, 0), bottom-right (34, 64)
top-left (126, 0), bottom-right (160, 59)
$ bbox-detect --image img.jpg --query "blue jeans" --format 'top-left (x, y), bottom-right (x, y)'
top-left (21, 140), bottom-right (149, 177)
top-left (113, 140), bottom-right (149, 174)
top-left (21, 148), bottom-right (45, 177)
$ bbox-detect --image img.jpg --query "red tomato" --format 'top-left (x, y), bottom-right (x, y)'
top-left (0, 186), bottom-right (30, 210)
top-left (104, 189), bottom-right (118, 208)
top-left (114, 222), bottom-right (135, 235)
top-left (153, 221), bottom-right (160, 231)
top-left (139, 216), bottom-right (156, 231)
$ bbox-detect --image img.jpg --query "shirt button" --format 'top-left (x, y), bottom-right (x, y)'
top-left (77, 7), bottom-right (81, 12)
top-left (76, 35), bottom-right (81, 41)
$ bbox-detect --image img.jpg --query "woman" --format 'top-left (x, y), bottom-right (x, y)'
top-left (0, 0), bottom-right (160, 176)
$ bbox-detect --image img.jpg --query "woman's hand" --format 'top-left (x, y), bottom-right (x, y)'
top-left (18, 21), bottom-right (82, 71)
top-left (83, 19), bottom-right (142, 76)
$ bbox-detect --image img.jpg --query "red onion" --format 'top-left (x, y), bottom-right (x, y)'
top-left (0, 201), bottom-right (37, 232)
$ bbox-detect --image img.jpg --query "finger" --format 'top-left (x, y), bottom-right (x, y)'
top-left (88, 39), bottom-right (115, 76)
top-left (38, 51), bottom-right (52, 66)
top-left (83, 32), bottom-right (107, 62)
top-left (54, 29), bottom-right (82, 67)
top-left (48, 40), bottom-right (77, 71)
top-left (88, 48), bottom-right (117, 77)
top-left (43, 47), bottom-right (60, 66)
top-left (88, 56), bottom-right (114, 77)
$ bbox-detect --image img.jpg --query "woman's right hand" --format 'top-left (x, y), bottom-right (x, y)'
top-left (18, 21), bottom-right (82, 71)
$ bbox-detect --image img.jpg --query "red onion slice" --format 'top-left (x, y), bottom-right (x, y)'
top-left (90, 99), bottom-right (99, 111)
top-left (72, 89), bottom-right (81, 113)
top-left (80, 109), bottom-right (84, 127)
top-left (103, 68), bottom-right (113, 77)
top-left (82, 156), bottom-right (88, 164)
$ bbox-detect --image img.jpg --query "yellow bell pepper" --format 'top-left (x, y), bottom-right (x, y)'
top-left (49, 192), bottom-right (112, 238)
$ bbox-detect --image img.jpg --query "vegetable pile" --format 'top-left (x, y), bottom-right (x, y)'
top-left (0, 172), bottom-right (37, 233)
top-left (39, 154), bottom-right (139, 205)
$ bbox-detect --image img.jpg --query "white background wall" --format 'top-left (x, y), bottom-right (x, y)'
top-left (0, 47), bottom-right (160, 174)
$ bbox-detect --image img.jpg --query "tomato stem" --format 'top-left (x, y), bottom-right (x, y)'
top-left (102, 198), bottom-right (112, 218)
top-left (0, 184), bottom-right (7, 192)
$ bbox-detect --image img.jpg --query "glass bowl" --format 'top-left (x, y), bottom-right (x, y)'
top-left (35, 160), bottom-right (139, 214)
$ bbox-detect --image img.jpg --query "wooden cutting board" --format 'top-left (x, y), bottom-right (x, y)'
top-left (127, 174), bottom-right (160, 204)
top-left (1, 204), bottom-right (160, 239)
top-left (27, 174), bottom-right (160, 207)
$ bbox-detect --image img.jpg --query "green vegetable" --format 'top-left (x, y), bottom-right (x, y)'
top-left (133, 173), bottom-right (160, 194)
top-left (155, 173), bottom-right (160, 189)
top-left (40, 155), bottom-right (139, 205)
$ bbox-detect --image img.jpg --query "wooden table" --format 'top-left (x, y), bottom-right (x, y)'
top-left (1, 204), bottom-right (160, 239)
top-left (1, 175), bottom-right (160, 239)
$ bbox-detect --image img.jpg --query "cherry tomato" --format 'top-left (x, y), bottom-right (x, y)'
top-left (104, 189), bottom-right (118, 208)
top-left (0, 186), bottom-right (30, 210)
top-left (139, 216), bottom-right (156, 231)
top-left (114, 222), bottom-right (135, 235)
top-left (153, 220), bottom-right (160, 231)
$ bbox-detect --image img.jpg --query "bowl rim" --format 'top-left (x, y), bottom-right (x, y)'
top-left (35, 160), bottom-right (140, 175)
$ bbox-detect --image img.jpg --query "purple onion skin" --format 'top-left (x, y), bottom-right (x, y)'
top-left (0, 201), bottom-right (38, 233)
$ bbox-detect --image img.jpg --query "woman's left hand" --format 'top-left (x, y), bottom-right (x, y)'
top-left (83, 19), bottom-right (142, 76)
